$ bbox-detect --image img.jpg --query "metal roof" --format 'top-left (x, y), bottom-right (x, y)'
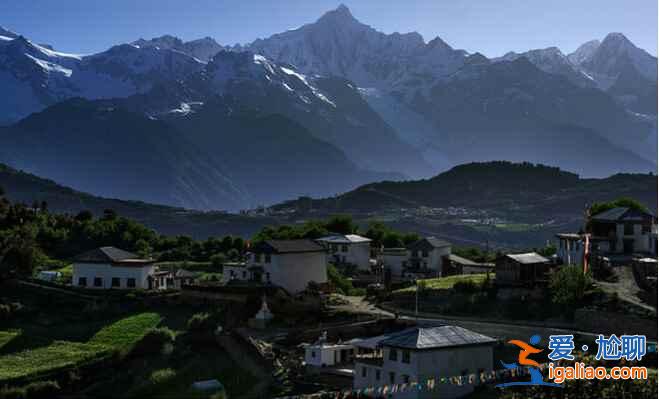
top-left (380, 326), bottom-right (496, 350)
top-left (407, 237), bottom-right (451, 251)
top-left (72, 246), bottom-right (152, 264)
top-left (448, 254), bottom-right (480, 266)
top-left (591, 207), bottom-right (655, 222)
top-left (317, 234), bottom-right (372, 244)
top-left (505, 252), bottom-right (550, 264)
top-left (253, 240), bottom-right (326, 254)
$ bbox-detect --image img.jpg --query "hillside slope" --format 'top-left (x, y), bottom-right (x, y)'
top-left (0, 163), bottom-right (273, 239)
top-left (272, 161), bottom-right (657, 221)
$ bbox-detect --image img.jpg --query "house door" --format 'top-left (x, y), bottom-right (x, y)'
top-left (623, 239), bottom-right (634, 254)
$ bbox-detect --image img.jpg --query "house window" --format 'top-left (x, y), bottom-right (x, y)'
top-left (230, 270), bottom-right (235, 278)
top-left (389, 349), bottom-right (398, 361)
top-left (93, 277), bottom-right (103, 287)
top-left (643, 224), bottom-right (651, 233)
top-left (362, 367), bottom-right (367, 377)
top-left (265, 254), bottom-right (272, 263)
top-left (375, 369), bottom-right (381, 381)
top-left (402, 349), bottom-right (410, 364)
top-left (389, 372), bottom-right (395, 384)
top-left (242, 271), bottom-right (247, 279)
top-left (341, 244), bottom-right (348, 252)
top-left (266, 272), bottom-right (271, 282)
top-left (127, 278), bottom-right (136, 288)
top-left (255, 253), bottom-right (262, 263)
top-left (422, 250), bottom-right (428, 258)
top-left (78, 277), bottom-right (87, 287)
top-left (331, 244), bottom-right (338, 252)
top-left (311, 350), bottom-right (316, 358)
top-left (624, 223), bottom-right (634, 235)
top-left (403, 375), bottom-right (410, 384)
top-left (111, 278), bottom-right (120, 288)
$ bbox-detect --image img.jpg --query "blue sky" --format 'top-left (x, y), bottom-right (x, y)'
top-left (3, 0), bottom-right (657, 57)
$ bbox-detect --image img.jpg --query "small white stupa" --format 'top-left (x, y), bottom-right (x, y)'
top-left (249, 295), bottom-right (273, 328)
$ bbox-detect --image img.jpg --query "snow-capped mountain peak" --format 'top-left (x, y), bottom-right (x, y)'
top-left (0, 26), bottom-right (18, 41)
top-left (247, 4), bottom-right (467, 90)
top-left (133, 34), bottom-right (185, 50)
top-left (572, 32), bottom-right (657, 88)
top-left (132, 34), bottom-right (224, 62)
top-left (567, 39), bottom-right (600, 65)
top-left (316, 3), bottom-right (359, 26)
top-left (200, 50), bottom-right (336, 108)
top-left (492, 46), bottom-right (594, 87)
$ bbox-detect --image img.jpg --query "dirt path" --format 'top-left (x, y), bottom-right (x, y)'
top-left (328, 295), bottom-right (394, 318)
top-left (596, 266), bottom-right (657, 313)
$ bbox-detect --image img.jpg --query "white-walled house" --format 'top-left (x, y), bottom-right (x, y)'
top-left (317, 234), bottom-right (372, 271)
top-left (589, 207), bottom-right (658, 256)
top-left (353, 326), bottom-right (496, 398)
top-left (221, 262), bottom-right (250, 284)
top-left (304, 332), bottom-right (356, 368)
top-left (72, 246), bottom-right (156, 289)
top-left (382, 248), bottom-right (409, 277)
top-left (406, 237), bottom-right (452, 277)
top-left (247, 240), bottom-right (328, 294)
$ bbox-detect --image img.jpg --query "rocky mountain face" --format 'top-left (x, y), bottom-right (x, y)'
top-left (248, 6), bottom-right (657, 174)
top-left (494, 47), bottom-right (595, 87)
top-left (0, 99), bottom-right (249, 210)
top-left (132, 35), bottom-right (224, 62)
top-left (569, 34), bottom-right (658, 118)
top-left (0, 31), bottom-right (204, 124)
top-left (0, 8), bottom-right (655, 212)
top-left (248, 5), bottom-right (467, 92)
top-left (572, 33), bottom-right (657, 89)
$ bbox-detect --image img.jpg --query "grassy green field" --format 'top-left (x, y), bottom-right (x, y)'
top-left (0, 330), bottom-right (20, 350)
top-left (0, 312), bottom-right (161, 381)
top-left (394, 273), bottom-right (490, 294)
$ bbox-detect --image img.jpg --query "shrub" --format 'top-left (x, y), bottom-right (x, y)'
top-left (149, 368), bottom-right (176, 384)
top-left (132, 327), bottom-right (175, 356)
top-left (550, 265), bottom-right (591, 310)
top-left (187, 312), bottom-right (214, 332)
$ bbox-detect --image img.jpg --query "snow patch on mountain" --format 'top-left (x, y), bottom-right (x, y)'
top-left (247, 4), bottom-right (468, 92)
top-left (133, 34), bottom-right (224, 62)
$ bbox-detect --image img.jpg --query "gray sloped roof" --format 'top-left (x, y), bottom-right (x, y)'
top-left (175, 269), bottom-right (201, 278)
top-left (72, 246), bottom-right (152, 264)
top-left (407, 237), bottom-right (451, 251)
top-left (591, 207), bottom-right (655, 222)
top-left (317, 234), bottom-right (372, 244)
top-left (505, 252), bottom-right (550, 264)
top-left (254, 240), bottom-right (326, 254)
top-left (380, 325), bottom-right (496, 350)
top-left (448, 254), bottom-right (480, 266)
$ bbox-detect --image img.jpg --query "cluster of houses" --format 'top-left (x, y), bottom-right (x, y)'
top-left (67, 206), bottom-right (657, 295)
top-left (58, 206), bottom-right (658, 399)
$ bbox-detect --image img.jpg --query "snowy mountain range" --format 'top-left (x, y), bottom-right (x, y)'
top-left (0, 5), bottom-right (656, 211)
